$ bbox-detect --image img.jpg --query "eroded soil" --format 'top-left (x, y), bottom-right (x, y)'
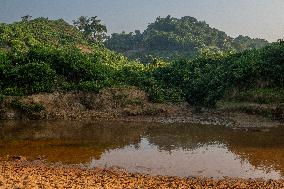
top-left (0, 87), bottom-right (283, 128)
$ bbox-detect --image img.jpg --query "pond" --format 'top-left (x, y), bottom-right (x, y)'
top-left (0, 120), bottom-right (283, 179)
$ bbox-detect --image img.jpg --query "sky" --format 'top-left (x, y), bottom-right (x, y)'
top-left (0, 0), bottom-right (283, 42)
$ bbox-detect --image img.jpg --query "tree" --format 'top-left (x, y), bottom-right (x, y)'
top-left (105, 15), bottom-right (269, 62)
top-left (73, 16), bottom-right (107, 42)
top-left (21, 15), bottom-right (32, 22)
top-left (278, 39), bottom-right (284, 45)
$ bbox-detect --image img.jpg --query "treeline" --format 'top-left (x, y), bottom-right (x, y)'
top-left (0, 18), bottom-right (283, 107)
top-left (105, 15), bottom-right (268, 63)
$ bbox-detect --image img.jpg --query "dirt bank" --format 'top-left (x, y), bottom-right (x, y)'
top-left (0, 159), bottom-right (283, 189)
top-left (0, 87), bottom-right (283, 128)
top-left (0, 87), bottom-right (179, 120)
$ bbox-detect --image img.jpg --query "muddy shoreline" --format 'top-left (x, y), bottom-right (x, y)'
top-left (115, 110), bottom-right (284, 129)
top-left (0, 89), bottom-right (283, 129)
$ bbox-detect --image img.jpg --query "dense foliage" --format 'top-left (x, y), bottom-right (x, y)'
top-left (0, 18), bottom-right (283, 107)
top-left (0, 17), bottom-right (88, 52)
top-left (73, 16), bottom-right (107, 42)
top-left (0, 18), bottom-right (140, 94)
top-left (149, 43), bottom-right (284, 106)
top-left (105, 16), bottom-right (268, 63)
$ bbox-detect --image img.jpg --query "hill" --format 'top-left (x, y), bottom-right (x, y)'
top-left (0, 17), bottom-right (89, 52)
top-left (0, 18), bottom-right (142, 96)
top-left (0, 17), bottom-right (283, 121)
top-left (105, 16), bottom-right (269, 62)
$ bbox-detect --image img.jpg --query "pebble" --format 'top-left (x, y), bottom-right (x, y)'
top-left (0, 160), bottom-right (284, 188)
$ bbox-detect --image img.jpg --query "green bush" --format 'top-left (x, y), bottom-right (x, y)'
top-left (0, 94), bottom-right (4, 103)
top-left (1, 87), bottom-right (25, 96)
top-left (0, 50), bottom-right (11, 65)
top-left (8, 63), bottom-right (56, 94)
top-left (77, 80), bottom-right (112, 93)
top-left (11, 100), bottom-right (45, 113)
top-left (228, 88), bottom-right (284, 104)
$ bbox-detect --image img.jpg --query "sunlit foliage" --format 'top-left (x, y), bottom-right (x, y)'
top-left (105, 15), bottom-right (268, 63)
top-left (0, 17), bottom-right (282, 107)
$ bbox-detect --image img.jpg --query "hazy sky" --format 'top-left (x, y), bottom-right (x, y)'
top-left (0, 0), bottom-right (283, 42)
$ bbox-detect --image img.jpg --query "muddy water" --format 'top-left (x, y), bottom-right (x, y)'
top-left (0, 121), bottom-right (283, 179)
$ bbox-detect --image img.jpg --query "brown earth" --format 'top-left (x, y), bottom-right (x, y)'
top-left (0, 159), bottom-right (284, 189)
top-left (0, 87), bottom-right (283, 128)
top-left (0, 87), bottom-right (174, 120)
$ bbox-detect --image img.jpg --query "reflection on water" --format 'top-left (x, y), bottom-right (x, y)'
top-left (91, 140), bottom-right (281, 179)
top-left (0, 120), bottom-right (283, 179)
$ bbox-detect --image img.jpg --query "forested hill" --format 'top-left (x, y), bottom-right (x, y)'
top-left (105, 16), bottom-right (269, 62)
top-left (0, 17), bottom-right (89, 51)
top-left (0, 17), bottom-right (139, 97)
top-left (0, 17), bottom-right (283, 110)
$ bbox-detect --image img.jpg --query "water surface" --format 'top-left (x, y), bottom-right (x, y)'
top-left (0, 120), bottom-right (283, 179)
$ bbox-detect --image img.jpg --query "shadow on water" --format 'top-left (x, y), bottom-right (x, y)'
top-left (0, 120), bottom-right (283, 179)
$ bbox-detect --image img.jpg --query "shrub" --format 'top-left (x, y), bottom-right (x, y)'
top-left (8, 63), bottom-right (56, 94)
top-left (0, 94), bottom-right (4, 103)
top-left (11, 100), bottom-right (45, 113)
top-left (1, 87), bottom-right (25, 96)
top-left (77, 80), bottom-right (112, 93)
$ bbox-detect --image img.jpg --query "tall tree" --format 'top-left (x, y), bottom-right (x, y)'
top-left (21, 15), bottom-right (32, 22)
top-left (73, 16), bottom-right (107, 42)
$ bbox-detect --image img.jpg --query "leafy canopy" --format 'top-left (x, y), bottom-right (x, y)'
top-left (105, 15), bottom-right (269, 63)
top-left (73, 16), bottom-right (107, 42)
top-left (0, 17), bottom-right (282, 108)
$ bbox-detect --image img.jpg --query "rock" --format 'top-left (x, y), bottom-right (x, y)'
top-left (8, 155), bottom-right (27, 161)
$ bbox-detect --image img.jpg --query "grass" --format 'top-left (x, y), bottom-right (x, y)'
top-left (218, 100), bottom-right (282, 119)
top-left (10, 100), bottom-right (45, 114)
top-left (226, 88), bottom-right (284, 104)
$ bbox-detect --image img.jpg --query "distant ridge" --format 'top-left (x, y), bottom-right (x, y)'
top-left (105, 15), bottom-right (269, 62)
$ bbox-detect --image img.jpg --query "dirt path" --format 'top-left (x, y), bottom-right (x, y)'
top-left (0, 160), bottom-right (284, 189)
